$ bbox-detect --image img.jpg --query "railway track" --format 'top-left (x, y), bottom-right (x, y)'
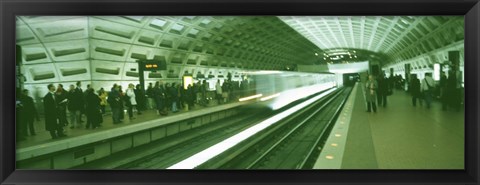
top-left (198, 87), bottom-right (352, 169)
top-left (77, 88), bottom-right (345, 169)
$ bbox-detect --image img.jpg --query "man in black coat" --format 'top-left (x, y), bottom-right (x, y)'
top-left (20, 89), bottom-right (40, 136)
top-left (409, 74), bottom-right (421, 107)
top-left (109, 85), bottom-right (122, 124)
top-left (376, 75), bottom-right (387, 107)
top-left (43, 84), bottom-right (66, 139)
top-left (86, 88), bottom-right (102, 129)
top-left (70, 81), bottom-right (85, 129)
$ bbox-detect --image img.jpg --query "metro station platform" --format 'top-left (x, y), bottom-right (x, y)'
top-left (16, 99), bottom-right (251, 168)
top-left (17, 101), bottom-right (234, 149)
top-left (315, 83), bottom-right (464, 169)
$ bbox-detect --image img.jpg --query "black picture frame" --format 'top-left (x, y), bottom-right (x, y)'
top-left (1, 0), bottom-right (479, 184)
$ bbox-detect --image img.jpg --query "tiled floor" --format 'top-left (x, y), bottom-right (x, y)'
top-left (342, 84), bottom-right (464, 169)
top-left (17, 100), bottom-right (231, 149)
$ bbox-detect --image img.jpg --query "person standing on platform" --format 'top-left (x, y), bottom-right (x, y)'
top-left (169, 83), bottom-right (179, 113)
top-left (439, 71), bottom-right (448, 110)
top-left (108, 84), bottom-right (122, 124)
top-left (421, 73), bottom-right (435, 109)
top-left (126, 83), bottom-right (140, 120)
top-left (55, 84), bottom-right (69, 127)
top-left (118, 85), bottom-right (125, 121)
top-left (165, 83), bottom-right (172, 111)
top-left (445, 69), bottom-right (460, 111)
top-left (215, 79), bottom-right (223, 105)
top-left (154, 81), bottom-right (167, 115)
top-left (222, 80), bottom-right (229, 103)
top-left (19, 89), bottom-right (40, 137)
top-left (135, 84), bottom-right (146, 112)
top-left (146, 83), bottom-right (154, 110)
top-left (16, 89), bottom-right (27, 141)
top-left (67, 85), bottom-right (76, 127)
top-left (70, 81), bottom-right (85, 129)
top-left (43, 84), bottom-right (66, 139)
top-left (365, 75), bottom-right (378, 113)
top-left (98, 88), bottom-right (107, 115)
top-left (409, 74), bottom-right (421, 107)
top-left (86, 88), bottom-right (102, 129)
top-left (376, 73), bottom-right (388, 107)
top-left (178, 83), bottom-right (185, 110)
top-left (450, 64), bottom-right (462, 111)
top-left (186, 84), bottom-right (195, 109)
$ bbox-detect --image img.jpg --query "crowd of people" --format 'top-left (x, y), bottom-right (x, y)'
top-left (16, 79), bottom-right (253, 140)
top-left (409, 67), bottom-right (463, 111)
top-left (364, 66), bottom-right (463, 113)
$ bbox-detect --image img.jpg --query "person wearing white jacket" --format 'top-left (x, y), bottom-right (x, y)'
top-left (421, 73), bottom-right (435, 109)
top-left (215, 80), bottom-right (223, 104)
top-left (126, 83), bottom-right (141, 119)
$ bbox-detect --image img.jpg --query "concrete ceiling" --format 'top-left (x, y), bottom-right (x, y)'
top-left (17, 16), bottom-right (324, 86)
top-left (279, 16), bottom-right (464, 64)
top-left (16, 16), bottom-right (464, 87)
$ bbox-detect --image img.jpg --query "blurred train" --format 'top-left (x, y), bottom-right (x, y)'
top-left (239, 71), bottom-right (337, 110)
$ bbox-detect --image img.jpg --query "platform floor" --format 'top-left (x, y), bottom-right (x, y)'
top-left (17, 100), bottom-right (232, 149)
top-left (341, 85), bottom-right (464, 169)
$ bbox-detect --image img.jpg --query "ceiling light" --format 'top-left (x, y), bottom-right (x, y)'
top-left (315, 53), bottom-right (318, 56)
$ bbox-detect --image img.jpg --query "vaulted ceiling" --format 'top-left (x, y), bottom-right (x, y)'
top-left (16, 16), bottom-right (464, 86)
top-left (279, 16), bottom-right (464, 64)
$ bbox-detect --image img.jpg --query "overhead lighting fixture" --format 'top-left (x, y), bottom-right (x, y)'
top-left (315, 53), bottom-right (318, 56)
top-left (329, 52), bottom-right (350, 55)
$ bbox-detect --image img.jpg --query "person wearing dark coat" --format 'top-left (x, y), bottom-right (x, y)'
top-left (19, 89), bottom-right (40, 136)
top-left (108, 84), bottom-right (122, 124)
top-left (177, 83), bottom-right (184, 110)
top-left (135, 84), bottom-right (146, 111)
top-left (446, 69), bottom-right (459, 111)
top-left (169, 83), bottom-right (179, 113)
top-left (16, 89), bottom-right (27, 141)
top-left (118, 85), bottom-right (125, 121)
top-left (409, 74), bottom-right (421, 107)
top-left (153, 81), bottom-right (167, 115)
top-left (43, 84), bottom-right (66, 139)
top-left (146, 83), bottom-right (154, 110)
top-left (376, 74), bottom-right (388, 107)
top-left (55, 84), bottom-right (69, 126)
top-left (186, 84), bottom-right (194, 109)
top-left (439, 72), bottom-right (448, 110)
top-left (85, 88), bottom-right (102, 129)
top-left (69, 81), bottom-right (84, 129)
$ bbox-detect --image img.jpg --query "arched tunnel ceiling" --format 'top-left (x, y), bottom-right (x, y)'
top-left (16, 16), bottom-right (319, 70)
top-left (279, 16), bottom-right (464, 64)
top-left (16, 16), bottom-right (464, 85)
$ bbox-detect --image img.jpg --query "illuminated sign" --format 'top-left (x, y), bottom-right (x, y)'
top-left (140, 60), bottom-right (166, 71)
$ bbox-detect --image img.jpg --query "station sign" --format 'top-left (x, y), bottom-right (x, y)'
top-left (140, 60), bottom-right (166, 71)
